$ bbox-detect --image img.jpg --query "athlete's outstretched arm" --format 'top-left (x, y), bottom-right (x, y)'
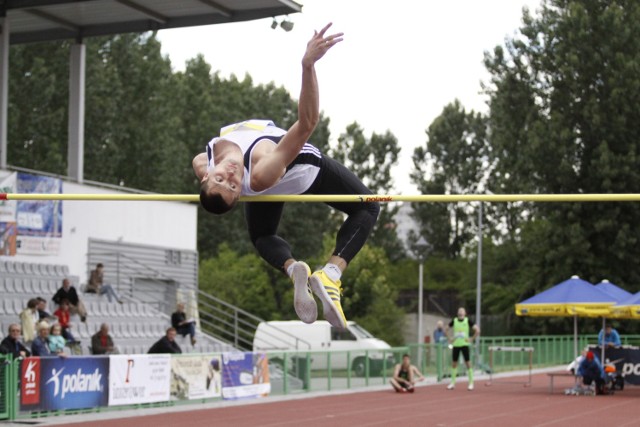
top-left (251, 23), bottom-right (343, 191)
top-left (192, 153), bottom-right (208, 181)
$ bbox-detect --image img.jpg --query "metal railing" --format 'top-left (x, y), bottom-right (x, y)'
top-left (3, 335), bottom-right (637, 421)
top-left (196, 289), bottom-right (311, 351)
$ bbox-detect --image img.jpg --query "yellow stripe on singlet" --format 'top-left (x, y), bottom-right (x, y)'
top-left (220, 121), bottom-right (268, 136)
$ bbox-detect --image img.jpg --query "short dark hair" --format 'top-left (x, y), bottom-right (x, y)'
top-left (27, 299), bottom-right (38, 309)
top-left (96, 263), bottom-right (104, 268)
top-left (199, 186), bottom-right (235, 215)
top-left (402, 353), bottom-right (410, 359)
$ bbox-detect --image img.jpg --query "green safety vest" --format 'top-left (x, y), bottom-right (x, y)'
top-left (453, 317), bottom-right (470, 347)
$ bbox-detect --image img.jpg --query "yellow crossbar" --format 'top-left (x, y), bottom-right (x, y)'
top-left (3, 193), bottom-right (640, 202)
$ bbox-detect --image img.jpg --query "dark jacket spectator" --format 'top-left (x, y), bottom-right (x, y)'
top-left (148, 328), bottom-right (182, 354)
top-left (52, 279), bottom-right (87, 322)
top-left (91, 324), bottom-right (117, 355)
top-left (0, 324), bottom-right (31, 358)
top-left (36, 297), bottom-right (55, 322)
top-left (52, 279), bottom-right (80, 306)
top-left (171, 302), bottom-right (196, 346)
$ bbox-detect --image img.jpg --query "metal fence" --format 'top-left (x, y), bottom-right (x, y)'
top-left (1, 334), bottom-right (637, 421)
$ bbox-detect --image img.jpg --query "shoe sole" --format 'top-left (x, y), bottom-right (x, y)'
top-left (292, 263), bottom-right (317, 324)
top-left (309, 275), bottom-right (347, 329)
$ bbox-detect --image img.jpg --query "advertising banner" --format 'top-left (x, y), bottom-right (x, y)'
top-left (16, 173), bottom-right (63, 255)
top-left (0, 172), bottom-right (17, 222)
top-left (170, 354), bottom-right (222, 400)
top-left (221, 352), bottom-right (270, 400)
top-left (590, 345), bottom-right (640, 385)
top-left (108, 354), bottom-right (171, 406)
top-left (20, 357), bottom-right (41, 407)
top-left (20, 356), bottom-right (109, 411)
top-left (0, 222), bottom-right (17, 256)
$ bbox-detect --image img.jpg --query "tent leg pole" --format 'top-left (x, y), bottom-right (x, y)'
top-left (574, 315), bottom-right (578, 360)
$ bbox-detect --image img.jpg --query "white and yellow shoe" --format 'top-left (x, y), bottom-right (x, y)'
top-left (291, 261), bottom-right (317, 324)
top-left (309, 270), bottom-right (348, 329)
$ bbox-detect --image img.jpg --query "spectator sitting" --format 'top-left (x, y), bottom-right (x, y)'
top-left (53, 299), bottom-right (78, 344)
top-left (578, 351), bottom-right (606, 395)
top-left (390, 353), bottom-right (425, 393)
top-left (48, 324), bottom-right (66, 355)
top-left (91, 323), bottom-right (119, 355)
top-left (148, 327), bottom-right (182, 354)
top-left (433, 320), bottom-right (447, 345)
top-left (31, 322), bottom-right (59, 357)
top-left (86, 263), bottom-right (123, 304)
top-left (0, 323), bottom-right (31, 359)
top-left (36, 297), bottom-right (58, 323)
top-left (53, 278), bottom-right (88, 322)
top-left (598, 323), bottom-right (621, 348)
top-left (19, 298), bottom-right (39, 345)
top-left (171, 302), bottom-right (197, 346)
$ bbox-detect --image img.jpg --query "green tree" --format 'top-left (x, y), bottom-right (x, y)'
top-left (8, 41), bottom-right (70, 173)
top-left (411, 100), bottom-right (489, 258)
top-left (484, 0), bottom-right (640, 290)
top-left (84, 33), bottom-right (185, 192)
top-left (199, 243), bottom-right (277, 319)
top-left (331, 122), bottom-right (405, 260)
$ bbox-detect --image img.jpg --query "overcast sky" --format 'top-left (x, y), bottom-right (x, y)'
top-left (158, 0), bottom-right (542, 194)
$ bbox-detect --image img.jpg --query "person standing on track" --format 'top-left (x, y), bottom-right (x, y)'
top-left (192, 23), bottom-right (379, 330)
top-left (446, 307), bottom-right (480, 390)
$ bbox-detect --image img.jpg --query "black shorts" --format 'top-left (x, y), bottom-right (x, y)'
top-left (452, 346), bottom-right (470, 363)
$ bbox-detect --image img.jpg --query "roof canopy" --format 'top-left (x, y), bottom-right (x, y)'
top-left (2, 0), bottom-right (302, 44)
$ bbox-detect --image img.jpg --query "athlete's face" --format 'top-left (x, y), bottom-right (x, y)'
top-left (457, 308), bottom-right (466, 319)
top-left (203, 159), bottom-right (243, 205)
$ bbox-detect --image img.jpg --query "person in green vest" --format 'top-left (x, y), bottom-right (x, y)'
top-left (446, 307), bottom-right (480, 390)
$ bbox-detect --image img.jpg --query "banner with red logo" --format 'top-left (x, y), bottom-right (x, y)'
top-left (20, 356), bottom-right (109, 411)
top-left (108, 355), bottom-right (171, 406)
top-left (20, 357), bottom-right (40, 406)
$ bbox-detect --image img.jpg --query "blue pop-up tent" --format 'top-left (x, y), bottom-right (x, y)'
top-left (596, 279), bottom-right (633, 303)
top-left (611, 291), bottom-right (640, 319)
top-left (515, 275), bottom-right (618, 359)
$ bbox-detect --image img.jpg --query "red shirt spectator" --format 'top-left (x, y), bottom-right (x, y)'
top-left (54, 300), bottom-right (72, 328)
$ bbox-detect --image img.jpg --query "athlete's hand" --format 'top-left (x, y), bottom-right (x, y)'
top-left (302, 22), bottom-right (343, 67)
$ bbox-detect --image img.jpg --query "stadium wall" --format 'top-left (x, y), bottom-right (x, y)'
top-left (0, 169), bottom-right (197, 281)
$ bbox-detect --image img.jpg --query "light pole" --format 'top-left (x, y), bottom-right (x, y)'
top-left (415, 236), bottom-right (429, 368)
top-left (475, 202), bottom-right (483, 368)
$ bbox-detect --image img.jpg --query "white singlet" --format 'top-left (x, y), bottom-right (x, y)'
top-left (206, 120), bottom-right (321, 196)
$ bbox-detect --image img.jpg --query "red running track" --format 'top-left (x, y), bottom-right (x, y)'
top-left (65, 373), bottom-right (640, 427)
